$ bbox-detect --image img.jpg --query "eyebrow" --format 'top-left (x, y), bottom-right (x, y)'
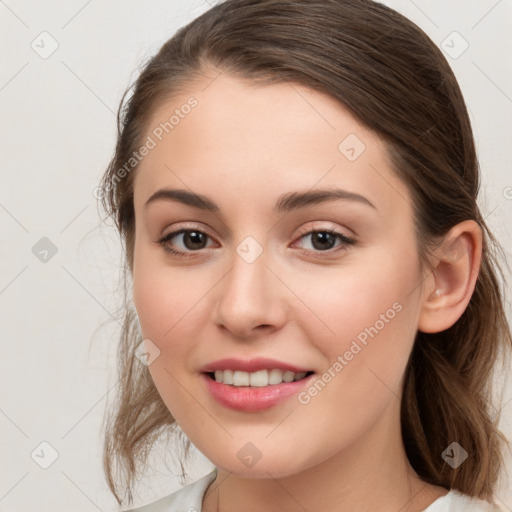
top-left (144, 187), bottom-right (377, 213)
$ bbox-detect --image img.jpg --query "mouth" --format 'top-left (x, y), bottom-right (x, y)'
top-left (203, 369), bottom-right (316, 387)
top-left (201, 369), bottom-right (317, 412)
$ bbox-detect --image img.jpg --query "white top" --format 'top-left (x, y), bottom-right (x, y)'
top-left (126, 468), bottom-right (503, 511)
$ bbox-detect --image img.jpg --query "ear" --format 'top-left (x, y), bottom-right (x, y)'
top-left (418, 220), bottom-right (482, 334)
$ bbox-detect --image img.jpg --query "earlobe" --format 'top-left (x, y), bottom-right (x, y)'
top-left (418, 220), bottom-right (483, 334)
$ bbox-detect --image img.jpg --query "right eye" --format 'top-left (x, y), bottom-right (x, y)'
top-left (157, 229), bottom-right (217, 257)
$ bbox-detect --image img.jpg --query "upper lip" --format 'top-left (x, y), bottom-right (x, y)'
top-left (199, 357), bottom-right (314, 374)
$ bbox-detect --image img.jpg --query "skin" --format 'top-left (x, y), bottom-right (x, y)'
top-left (131, 71), bottom-right (482, 512)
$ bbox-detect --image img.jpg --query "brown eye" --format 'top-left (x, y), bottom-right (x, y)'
top-left (158, 229), bottom-right (215, 257)
top-left (296, 229), bottom-right (355, 253)
top-left (178, 230), bottom-right (208, 250)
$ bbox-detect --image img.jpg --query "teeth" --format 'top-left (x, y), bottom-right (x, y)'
top-left (212, 369), bottom-right (309, 387)
top-left (233, 370), bottom-right (250, 386)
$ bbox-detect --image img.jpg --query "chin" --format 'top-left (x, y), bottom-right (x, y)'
top-left (209, 449), bottom-right (313, 480)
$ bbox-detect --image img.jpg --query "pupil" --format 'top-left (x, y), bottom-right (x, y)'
top-left (185, 231), bottom-right (206, 250)
top-left (313, 232), bottom-right (335, 250)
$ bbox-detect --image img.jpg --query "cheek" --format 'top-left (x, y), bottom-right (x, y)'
top-left (132, 262), bottom-right (205, 415)
top-left (133, 269), bottom-right (200, 350)
top-left (132, 248), bottom-right (222, 383)
top-left (133, 238), bottom-right (191, 326)
top-left (298, 248), bottom-right (421, 396)
top-left (299, 247), bottom-right (419, 341)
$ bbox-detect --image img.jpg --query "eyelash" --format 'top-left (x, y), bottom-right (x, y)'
top-left (157, 227), bottom-right (356, 259)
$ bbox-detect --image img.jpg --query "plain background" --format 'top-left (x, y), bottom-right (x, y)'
top-left (1, 0), bottom-right (511, 510)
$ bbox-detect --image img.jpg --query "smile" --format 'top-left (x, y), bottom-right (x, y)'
top-left (207, 369), bottom-right (314, 387)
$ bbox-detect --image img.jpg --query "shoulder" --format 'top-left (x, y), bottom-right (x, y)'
top-left (125, 469), bottom-right (217, 512)
top-left (423, 489), bottom-right (503, 512)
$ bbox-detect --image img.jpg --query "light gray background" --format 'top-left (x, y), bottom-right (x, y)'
top-left (1, 1), bottom-right (511, 510)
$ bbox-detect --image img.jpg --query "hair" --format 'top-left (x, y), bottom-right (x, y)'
top-left (98, 0), bottom-right (512, 506)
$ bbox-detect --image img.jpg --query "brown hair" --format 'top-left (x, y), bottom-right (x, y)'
top-left (98, 0), bottom-right (512, 506)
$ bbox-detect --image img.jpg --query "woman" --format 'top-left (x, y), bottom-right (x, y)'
top-left (98, 1), bottom-right (511, 510)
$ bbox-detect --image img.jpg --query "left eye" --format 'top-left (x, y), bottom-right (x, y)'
top-left (295, 229), bottom-right (356, 252)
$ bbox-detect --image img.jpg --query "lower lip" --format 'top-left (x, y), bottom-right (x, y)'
top-left (201, 373), bottom-right (315, 412)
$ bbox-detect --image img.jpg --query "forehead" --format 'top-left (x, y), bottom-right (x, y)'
top-left (133, 73), bottom-right (411, 220)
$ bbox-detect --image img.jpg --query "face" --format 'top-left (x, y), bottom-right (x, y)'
top-left (131, 72), bottom-right (427, 478)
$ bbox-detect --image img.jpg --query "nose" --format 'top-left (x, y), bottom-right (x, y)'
top-left (213, 244), bottom-right (287, 339)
